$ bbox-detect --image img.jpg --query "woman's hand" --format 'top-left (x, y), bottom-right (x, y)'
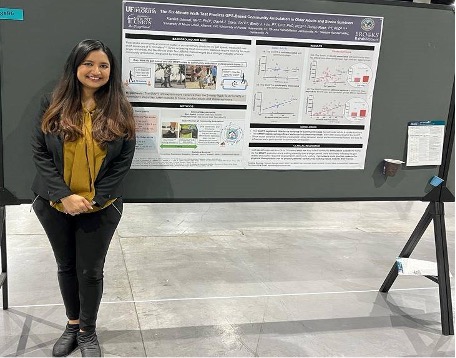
top-left (60, 194), bottom-right (93, 216)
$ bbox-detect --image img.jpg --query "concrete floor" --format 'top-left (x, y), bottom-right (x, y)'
top-left (0, 201), bottom-right (454, 357)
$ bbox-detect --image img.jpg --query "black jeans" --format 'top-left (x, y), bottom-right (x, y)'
top-left (33, 196), bottom-right (122, 332)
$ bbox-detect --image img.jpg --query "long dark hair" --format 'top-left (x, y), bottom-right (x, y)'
top-left (42, 39), bottom-right (135, 143)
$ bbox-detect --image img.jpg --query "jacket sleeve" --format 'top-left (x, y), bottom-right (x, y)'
top-left (93, 137), bottom-right (136, 206)
top-left (30, 95), bottom-right (73, 201)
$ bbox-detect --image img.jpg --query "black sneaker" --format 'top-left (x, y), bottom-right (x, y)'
top-left (52, 323), bottom-right (79, 357)
top-left (77, 330), bottom-right (101, 357)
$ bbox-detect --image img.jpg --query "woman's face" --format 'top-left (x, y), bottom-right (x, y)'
top-left (76, 50), bottom-right (110, 93)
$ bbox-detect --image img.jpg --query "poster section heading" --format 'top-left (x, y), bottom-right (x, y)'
top-left (122, 1), bottom-right (383, 170)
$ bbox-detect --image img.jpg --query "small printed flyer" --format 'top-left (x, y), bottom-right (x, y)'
top-left (406, 121), bottom-right (445, 166)
top-left (122, 1), bottom-right (383, 169)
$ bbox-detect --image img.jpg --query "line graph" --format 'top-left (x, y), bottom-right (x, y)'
top-left (253, 92), bottom-right (299, 122)
top-left (306, 95), bottom-right (345, 119)
top-left (258, 56), bottom-right (301, 83)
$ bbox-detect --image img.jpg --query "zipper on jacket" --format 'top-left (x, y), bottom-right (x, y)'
top-left (30, 195), bottom-right (40, 212)
top-left (111, 202), bottom-right (122, 218)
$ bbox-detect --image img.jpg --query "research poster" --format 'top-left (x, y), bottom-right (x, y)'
top-left (122, 1), bottom-right (383, 169)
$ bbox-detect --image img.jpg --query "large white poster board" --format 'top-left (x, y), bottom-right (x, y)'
top-left (122, 1), bottom-right (383, 169)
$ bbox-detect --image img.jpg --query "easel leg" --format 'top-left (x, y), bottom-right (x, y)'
top-left (432, 202), bottom-right (454, 335)
top-left (0, 206), bottom-right (8, 309)
top-left (379, 203), bottom-right (433, 292)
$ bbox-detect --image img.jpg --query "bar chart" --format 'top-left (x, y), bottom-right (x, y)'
top-left (347, 63), bottom-right (372, 87)
top-left (344, 98), bottom-right (369, 120)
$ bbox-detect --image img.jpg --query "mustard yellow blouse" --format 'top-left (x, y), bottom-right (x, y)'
top-left (52, 106), bottom-right (115, 213)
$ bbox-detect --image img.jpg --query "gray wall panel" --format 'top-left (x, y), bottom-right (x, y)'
top-left (0, 0), bottom-right (454, 202)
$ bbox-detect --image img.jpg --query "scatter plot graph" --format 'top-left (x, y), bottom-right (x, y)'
top-left (253, 92), bottom-right (299, 122)
top-left (254, 92), bottom-right (299, 115)
top-left (308, 61), bottom-right (346, 87)
top-left (257, 55), bottom-right (301, 83)
top-left (306, 50), bottom-right (374, 91)
top-left (306, 95), bottom-right (345, 119)
top-left (305, 95), bottom-right (369, 121)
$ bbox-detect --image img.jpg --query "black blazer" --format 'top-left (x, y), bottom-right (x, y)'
top-left (31, 96), bottom-right (136, 207)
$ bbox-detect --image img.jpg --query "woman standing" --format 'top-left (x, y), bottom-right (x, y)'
top-left (31, 39), bottom-right (136, 357)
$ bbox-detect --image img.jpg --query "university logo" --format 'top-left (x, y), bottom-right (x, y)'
top-left (127, 14), bottom-right (152, 29)
top-left (361, 18), bottom-right (375, 31)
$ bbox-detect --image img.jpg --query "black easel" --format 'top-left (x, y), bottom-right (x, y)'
top-left (0, 190), bottom-right (20, 310)
top-left (0, 75), bottom-right (7, 307)
top-left (0, 62), bottom-right (6, 308)
top-left (0, 205), bottom-right (7, 309)
top-left (0, 65), bottom-right (21, 308)
top-left (380, 82), bottom-right (455, 336)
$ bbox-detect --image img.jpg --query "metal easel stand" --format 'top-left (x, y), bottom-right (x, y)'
top-left (380, 82), bottom-right (455, 335)
top-left (379, 193), bottom-right (454, 335)
top-left (0, 204), bottom-right (7, 309)
top-left (0, 187), bottom-right (27, 310)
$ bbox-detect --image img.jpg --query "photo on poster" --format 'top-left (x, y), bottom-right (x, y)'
top-left (162, 121), bottom-right (178, 139)
top-left (185, 65), bottom-right (217, 90)
top-left (154, 64), bottom-right (186, 89)
top-left (179, 123), bottom-right (198, 139)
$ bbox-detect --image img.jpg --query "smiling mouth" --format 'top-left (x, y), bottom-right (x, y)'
top-left (88, 76), bottom-right (101, 81)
